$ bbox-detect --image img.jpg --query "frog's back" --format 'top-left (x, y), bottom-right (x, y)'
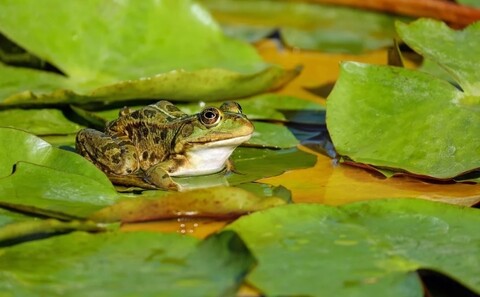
top-left (106, 101), bottom-right (189, 168)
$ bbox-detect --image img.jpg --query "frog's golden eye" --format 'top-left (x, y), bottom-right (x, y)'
top-left (200, 107), bottom-right (221, 127)
top-left (220, 102), bottom-right (242, 114)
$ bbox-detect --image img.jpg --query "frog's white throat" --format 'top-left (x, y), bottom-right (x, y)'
top-left (170, 134), bottom-right (251, 177)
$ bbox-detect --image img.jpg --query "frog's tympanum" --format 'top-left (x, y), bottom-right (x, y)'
top-left (76, 101), bottom-right (254, 190)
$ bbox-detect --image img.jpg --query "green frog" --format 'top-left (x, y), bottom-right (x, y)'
top-left (76, 101), bottom-right (254, 190)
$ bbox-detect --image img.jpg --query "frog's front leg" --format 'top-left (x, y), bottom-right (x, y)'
top-left (76, 128), bottom-right (139, 175)
top-left (143, 159), bottom-right (184, 191)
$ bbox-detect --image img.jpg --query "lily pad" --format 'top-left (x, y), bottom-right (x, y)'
top-left (227, 147), bottom-right (317, 185)
top-left (248, 121), bottom-right (299, 148)
top-left (457, 0), bottom-right (480, 8)
top-left (0, 128), bottom-right (118, 218)
top-left (327, 20), bottom-right (480, 180)
top-left (0, 0), bottom-right (295, 105)
top-left (91, 186), bottom-right (288, 223)
top-left (0, 230), bottom-right (254, 297)
top-left (396, 19), bottom-right (480, 97)
top-left (200, 0), bottom-right (400, 53)
top-left (0, 108), bottom-right (83, 135)
top-left (227, 199), bottom-right (480, 297)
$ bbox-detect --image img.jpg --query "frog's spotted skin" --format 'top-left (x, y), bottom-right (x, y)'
top-left (76, 101), bottom-right (254, 190)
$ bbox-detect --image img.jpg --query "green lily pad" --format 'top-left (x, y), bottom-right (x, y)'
top-left (0, 128), bottom-right (118, 218)
top-left (0, 108), bottom-right (83, 135)
top-left (327, 20), bottom-right (480, 180)
top-left (456, 0), bottom-right (480, 8)
top-left (0, 162), bottom-right (119, 219)
top-left (200, 0), bottom-right (400, 53)
top-left (227, 199), bottom-right (480, 297)
top-left (227, 147), bottom-right (317, 185)
top-left (91, 185), bottom-right (288, 223)
top-left (0, 230), bottom-right (254, 296)
top-left (0, 0), bottom-right (295, 105)
top-left (248, 121), bottom-right (298, 148)
top-left (396, 19), bottom-right (480, 98)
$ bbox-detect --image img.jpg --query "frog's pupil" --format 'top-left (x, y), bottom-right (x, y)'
top-left (205, 111), bottom-right (215, 119)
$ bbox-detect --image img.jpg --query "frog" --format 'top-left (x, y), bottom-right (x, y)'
top-left (75, 100), bottom-right (254, 190)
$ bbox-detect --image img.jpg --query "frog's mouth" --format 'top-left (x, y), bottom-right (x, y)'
top-left (194, 134), bottom-right (252, 148)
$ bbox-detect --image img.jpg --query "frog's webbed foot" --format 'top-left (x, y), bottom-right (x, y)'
top-left (76, 128), bottom-right (139, 175)
top-left (144, 164), bottom-right (180, 191)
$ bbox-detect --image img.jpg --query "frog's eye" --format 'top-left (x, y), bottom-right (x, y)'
top-left (220, 102), bottom-right (242, 114)
top-left (200, 107), bottom-right (221, 127)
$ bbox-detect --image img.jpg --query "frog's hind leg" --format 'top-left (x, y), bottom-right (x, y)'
top-left (76, 128), bottom-right (139, 175)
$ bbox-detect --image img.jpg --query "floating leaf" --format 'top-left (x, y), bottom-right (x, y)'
top-left (200, 0), bottom-right (400, 53)
top-left (396, 19), bottom-right (480, 97)
top-left (0, 108), bottom-right (82, 135)
top-left (91, 186), bottom-right (287, 223)
top-left (456, 0), bottom-right (480, 8)
top-left (227, 199), bottom-right (480, 297)
top-left (0, 128), bottom-right (118, 218)
top-left (0, 230), bottom-right (254, 297)
top-left (228, 147), bottom-right (317, 185)
top-left (0, 0), bottom-right (295, 105)
top-left (327, 20), bottom-right (480, 180)
top-left (248, 122), bottom-right (298, 148)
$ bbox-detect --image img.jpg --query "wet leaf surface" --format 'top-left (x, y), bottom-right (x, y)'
top-left (0, 230), bottom-right (254, 297)
top-left (327, 19), bottom-right (480, 181)
top-left (91, 185), bottom-right (288, 223)
top-left (227, 199), bottom-right (480, 297)
top-left (0, 0), bottom-right (295, 105)
top-left (200, 0), bottom-right (400, 53)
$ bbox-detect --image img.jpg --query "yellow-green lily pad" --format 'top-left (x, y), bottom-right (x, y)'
top-left (91, 185), bottom-right (288, 223)
top-left (0, 0), bottom-right (295, 105)
top-left (227, 199), bottom-right (480, 296)
top-left (327, 19), bottom-right (480, 180)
